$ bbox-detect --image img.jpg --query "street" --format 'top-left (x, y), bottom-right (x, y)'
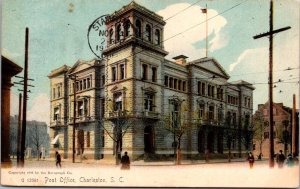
top-left (2, 158), bottom-right (299, 187)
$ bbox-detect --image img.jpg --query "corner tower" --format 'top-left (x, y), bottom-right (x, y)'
top-left (102, 1), bottom-right (168, 159)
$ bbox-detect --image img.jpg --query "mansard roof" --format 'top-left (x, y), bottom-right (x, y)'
top-left (107, 1), bottom-right (165, 25)
top-left (48, 65), bottom-right (70, 78)
top-left (188, 57), bottom-right (230, 79)
top-left (67, 59), bottom-right (101, 75)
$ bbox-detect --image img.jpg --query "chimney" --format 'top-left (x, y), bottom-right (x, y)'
top-left (173, 55), bottom-right (188, 65)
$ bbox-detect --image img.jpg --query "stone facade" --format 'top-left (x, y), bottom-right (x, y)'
top-left (48, 2), bottom-right (254, 161)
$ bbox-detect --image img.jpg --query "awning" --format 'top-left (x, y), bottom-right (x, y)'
top-left (51, 134), bottom-right (60, 145)
top-left (55, 108), bottom-right (60, 114)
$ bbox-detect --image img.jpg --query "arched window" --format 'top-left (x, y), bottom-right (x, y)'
top-left (135, 19), bottom-right (141, 38)
top-left (116, 24), bottom-right (121, 42)
top-left (124, 20), bottom-right (131, 37)
top-left (109, 28), bottom-right (114, 44)
top-left (145, 24), bottom-right (152, 42)
top-left (154, 29), bottom-right (160, 45)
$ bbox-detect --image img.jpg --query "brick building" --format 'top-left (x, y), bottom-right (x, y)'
top-left (48, 2), bottom-right (254, 161)
top-left (253, 102), bottom-right (299, 158)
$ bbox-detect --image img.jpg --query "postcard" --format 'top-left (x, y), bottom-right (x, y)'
top-left (1, 0), bottom-right (299, 187)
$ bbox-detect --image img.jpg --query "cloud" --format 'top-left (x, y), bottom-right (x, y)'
top-left (27, 93), bottom-right (50, 125)
top-left (157, 3), bottom-right (227, 60)
top-left (229, 34), bottom-right (299, 109)
top-left (1, 48), bottom-right (21, 59)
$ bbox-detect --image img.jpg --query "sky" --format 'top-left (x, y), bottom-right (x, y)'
top-left (3, 0), bottom-right (299, 125)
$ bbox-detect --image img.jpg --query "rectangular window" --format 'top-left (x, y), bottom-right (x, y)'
top-left (80, 81), bottom-right (83, 91)
top-left (178, 80), bottom-right (182, 90)
top-left (198, 82), bottom-right (201, 94)
top-left (54, 107), bottom-right (59, 121)
top-left (84, 99), bottom-right (88, 116)
top-left (211, 86), bottom-right (215, 97)
top-left (169, 78), bottom-right (173, 88)
top-left (201, 83), bottom-right (205, 95)
top-left (199, 104), bottom-right (205, 118)
top-left (83, 79), bottom-right (86, 90)
top-left (208, 106), bottom-right (214, 120)
top-left (264, 132), bottom-right (269, 139)
top-left (112, 67), bottom-right (117, 82)
top-left (144, 94), bottom-right (154, 111)
top-left (87, 78), bottom-right (91, 88)
top-left (208, 85), bottom-right (211, 97)
top-left (164, 76), bottom-right (168, 86)
top-left (53, 88), bottom-right (56, 99)
top-left (232, 112), bottom-right (237, 126)
top-left (142, 64), bottom-right (147, 80)
top-left (152, 67), bottom-right (157, 82)
top-left (78, 101), bottom-right (84, 117)
top-left (57, 86), bottom-right (61, 97)
top-left (174, 79), bottom-right (178, 90)
top-left (120, 64), bottom-right (125, 80)
top-left (113, 93), bottom-right (122, 111)
top-left (182, 81), bottom-right (186, 91)
top-left (76, 82), bottom-right (79, 91)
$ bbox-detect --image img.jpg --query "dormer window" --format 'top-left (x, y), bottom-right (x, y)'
top-left (145, 24), bottom-right (152, 42)
top-left (135, 19), bottom-right (142, 38)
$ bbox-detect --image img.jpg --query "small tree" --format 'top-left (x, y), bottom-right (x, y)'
top-left (162, 98), bottom-right (190, 165)
top-left (252, 112), bottom-right (268, 156)
top-left (99, 110), bottom-right (135, 165)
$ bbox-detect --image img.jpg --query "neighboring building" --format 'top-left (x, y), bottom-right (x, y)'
top-left (252, 102), bottom-right (299, 158)
top-left (48, 2), bottom-right (254, 161)
top-left (1, 56), bottom-right (23, 167)
top-left (10, 116), bottom-right (50, 159)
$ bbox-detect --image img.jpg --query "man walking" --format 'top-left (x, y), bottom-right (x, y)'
top-left (55, 151), bottom-right (61, 168)
top-left (277, 150), bottom-right (285, 168)
top-left (121, 151), bottom-right (130, 170)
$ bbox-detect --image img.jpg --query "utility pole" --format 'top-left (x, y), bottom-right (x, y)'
top-left (17, 93), bottom-right (22, 167)
top-left (253, 0), bottom-right (291, 168)
top-left (292, 94), bottom-right (296, 157)
top-left (20, 27), bottom-right (29, 167)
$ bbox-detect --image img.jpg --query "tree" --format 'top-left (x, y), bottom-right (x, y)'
top-left (162, 98), bottom-right (190, 165)
top-left (28, 121), bottom-right (49, 160)
top-left (99, 110), bottom-right (135, 165)
top-left (252, 112), bottom-right (268, 156)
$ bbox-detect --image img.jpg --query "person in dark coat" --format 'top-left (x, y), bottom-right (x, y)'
top-left (121, 151), bottom-right (130, 170)
top-left (247, 152), bottom-right (255, 169)
top-left (286, 154), bottom-right (294, 167)
top-left (277, 150), bottom-right (285, 168)
top-left (55, 151), bottom-right (61, 168)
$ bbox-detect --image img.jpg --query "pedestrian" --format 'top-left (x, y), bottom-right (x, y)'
top-left (277, 150), bottom-right (285, 168)
top-left (257, 153), bottom-right (262, 160)
top-left (286, 154), bottom-right (294, 167)
top-left (247, 152), bottom-right (255, 169)
top-left (55, 151), bottom-right (61, 168)
top-left (120, 151), bottom-right (130, 170)
top-left (292, 153), bottom-right (299, 165)
top-left (40, 152), bottom-right (42, 159)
